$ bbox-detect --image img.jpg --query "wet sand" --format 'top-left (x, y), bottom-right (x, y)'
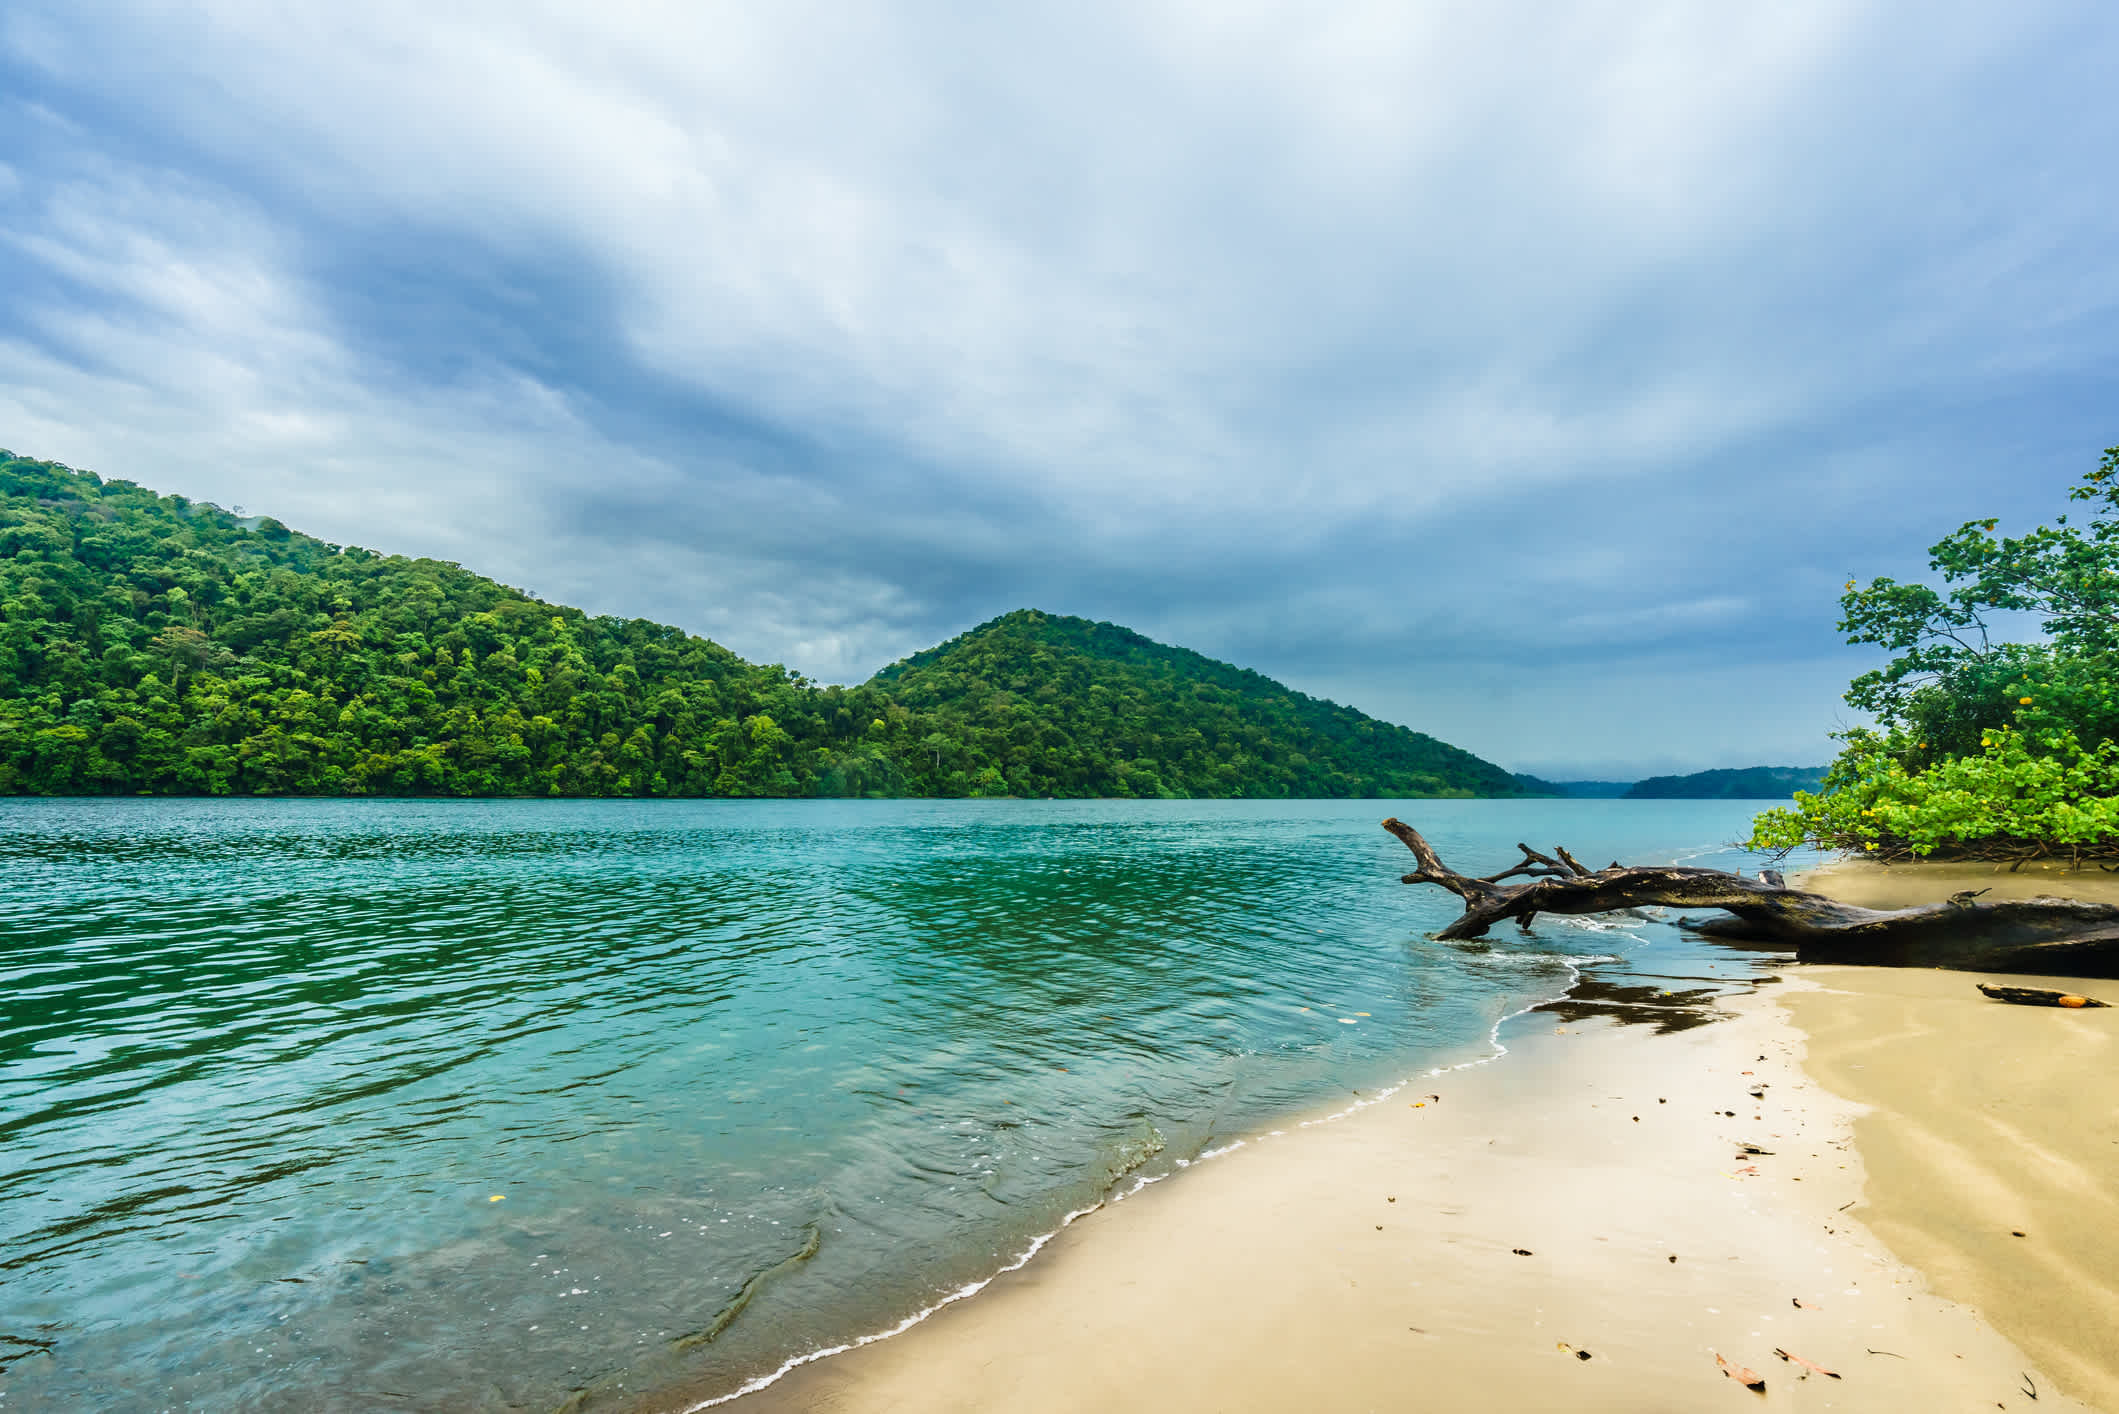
top-left (1792, 854), bottom-right (2119, 1406)
top-left (1783, 966), bottom-right (2119, 1411)
top-left (661, 985), bottom-right (2090, 1414)
top-left (1801, 857), bottom-right (2119, 910)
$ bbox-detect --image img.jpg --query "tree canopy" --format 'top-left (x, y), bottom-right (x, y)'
top-left (873, 610), bottom-right (1526, 799)
top-left (0, 453), bottom-right (1528, 800)
top-left (1750, 444), bottom-right (2119, 861)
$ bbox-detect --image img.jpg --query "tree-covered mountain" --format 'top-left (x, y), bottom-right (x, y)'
top-left (0, 452), bottom-right (1529, 799)
top-left (0, 452), bottom-right (851, 797)
top-left (868, 610), bottom-right (1528, 798)
top-left (1625, 765), bottom-right (1824, 799)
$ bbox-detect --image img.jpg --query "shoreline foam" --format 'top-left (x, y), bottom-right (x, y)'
top-left (668, 951), bottom-right (1615, 1411)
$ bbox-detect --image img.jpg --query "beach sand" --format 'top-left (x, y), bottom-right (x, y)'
top-left (657, 980), bottom-right (2094, 1414)
top-left (1784, 967), bottom-right (2119, 1410)
top-left (1789, 859), bottom-right (2119, 1408)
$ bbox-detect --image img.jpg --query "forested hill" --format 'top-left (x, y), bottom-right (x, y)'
top-left (1624, 765), bottom-right (1824, 799)
top-left (1, 454), bottom-right (831, 797)
top-left (0, 452), bottom-right (1526, 798)
top-left (870, 611), bottom-right (1528, 798)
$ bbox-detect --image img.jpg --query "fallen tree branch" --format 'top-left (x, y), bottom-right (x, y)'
top-left (1383, 818), bottom-right (2119, 978)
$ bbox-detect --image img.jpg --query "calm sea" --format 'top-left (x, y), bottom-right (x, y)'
top-left (0, 798), bottom-right (1796, 1410)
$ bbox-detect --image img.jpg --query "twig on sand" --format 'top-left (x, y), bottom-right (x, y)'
top-left (1774, 1348), bottom-right (1840, 1380)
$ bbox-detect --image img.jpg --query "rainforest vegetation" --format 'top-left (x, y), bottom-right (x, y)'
top-left (0, 452), bottom-right (1529, 799)
top-left (1750, 444), bottom-right (2119, 861)
top-left (874, 611), bottom-right (1524, 799)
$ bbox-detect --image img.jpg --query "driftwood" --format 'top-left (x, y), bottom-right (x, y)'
top-left (1976, 984), bottom-right (2108, 1008)
top-left (1383, 818), bottom-right (2119, 979)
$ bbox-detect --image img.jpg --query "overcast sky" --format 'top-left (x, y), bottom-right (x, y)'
top-left (4, 3), bottom-right (2115, 778)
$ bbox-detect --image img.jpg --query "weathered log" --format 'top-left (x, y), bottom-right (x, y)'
top-left (1976, 984), bottom-right (2108, 1008)
top-left (1383, 817), bottom-right (2119, 979)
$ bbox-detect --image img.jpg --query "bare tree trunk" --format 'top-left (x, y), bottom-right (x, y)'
top-left (1383, 818), bottom-right (2119, 978)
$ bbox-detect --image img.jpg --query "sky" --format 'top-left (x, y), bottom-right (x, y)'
top-left (3, 3), bottom-right (2116, 779)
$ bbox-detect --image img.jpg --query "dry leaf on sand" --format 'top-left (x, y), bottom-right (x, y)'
top-left (1716, 1353), bottom-right (1766, 1391)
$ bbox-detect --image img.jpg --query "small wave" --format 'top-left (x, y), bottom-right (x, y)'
top-left (1444, 948), bottom-right (1620, 971)
top-left (682, 1200), bottom-right (1103, 1410)
top-left (670, 1222), bottom-right (823, 1353)
top-left (1095, 1128), bottom-right (1166, 1188)
top-left (1558, 915), bottom-right (1648, 932)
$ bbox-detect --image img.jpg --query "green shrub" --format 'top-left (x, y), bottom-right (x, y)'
top-left (1753, 443), bottom-right (2119, 861)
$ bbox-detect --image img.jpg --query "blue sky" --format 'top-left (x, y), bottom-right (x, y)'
top-left (3, 2), bottom-right (2116, 778)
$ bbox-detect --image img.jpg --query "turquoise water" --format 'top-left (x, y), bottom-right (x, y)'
top-left (0, 798), bottom-right (1792, 1410)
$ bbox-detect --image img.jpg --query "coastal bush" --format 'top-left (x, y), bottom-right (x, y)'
top-left (1747, 726), bottom-right (2119, 860)
top-left (1751, 444), bottom-right (2119, 861)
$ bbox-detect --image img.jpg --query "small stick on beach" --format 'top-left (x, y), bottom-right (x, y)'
top-left (1774, 1347), bottom-right (1841, 1379)
top-left (1976, 984), bottom-right (2108, 1008)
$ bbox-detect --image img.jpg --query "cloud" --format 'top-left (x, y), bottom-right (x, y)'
top-left (3, 1), bottom-right (2117, 774)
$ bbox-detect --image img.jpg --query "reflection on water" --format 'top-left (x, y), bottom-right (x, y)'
top-left (0, 797), bottom-right (1790, 1410)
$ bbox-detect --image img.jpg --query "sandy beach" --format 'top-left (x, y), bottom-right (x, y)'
top-left (1790, 862), bottom-right (2119, 1408)
top-left (645, 974), bottom-right (2103, 1413)
top-left (1784, 965), bottom-right (2119, 1410)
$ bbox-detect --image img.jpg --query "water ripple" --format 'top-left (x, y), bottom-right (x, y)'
top-left (0, 796), bottom-right (1786, 1409)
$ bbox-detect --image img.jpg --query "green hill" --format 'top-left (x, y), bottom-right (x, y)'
top-left (869, 610), bottom-right (1528, 798)
top-left (0, 452), bottom-right (1526, 799)
top-left (0, 452), bottom-right (841, 797)
top-left (1624, 765), bottom-right (1824, 800)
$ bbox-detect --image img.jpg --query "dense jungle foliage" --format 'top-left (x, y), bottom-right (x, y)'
top-left (1750, 444), bottom-right (2119, 861)
top-left (875, 611), bottom-right (1525, 799)
top-left (0, 453), bottom-right (1527, 799)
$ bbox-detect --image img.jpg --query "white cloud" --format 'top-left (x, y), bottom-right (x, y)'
top-left (3, 0), bottom-right (2116, 768)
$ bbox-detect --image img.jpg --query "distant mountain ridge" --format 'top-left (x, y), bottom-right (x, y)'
top-left (1624, 765), bottom-right (1824, 800)
top-left (0, 452), bottom-right (1529, 799)
top-left (1513, 769), bottom-right (1828, 799)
